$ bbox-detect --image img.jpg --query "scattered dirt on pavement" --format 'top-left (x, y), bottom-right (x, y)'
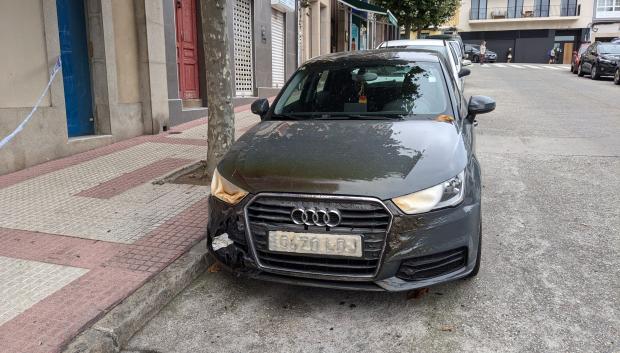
top-left (170, 161), bottom-right (210, 186)
top-left (406, 287), bottom-right (429, 300)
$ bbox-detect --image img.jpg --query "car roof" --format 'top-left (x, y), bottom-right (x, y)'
top-left (304, 49), bottom-right (442, 65)
top-left (382, 39), bottom-right (446, 47)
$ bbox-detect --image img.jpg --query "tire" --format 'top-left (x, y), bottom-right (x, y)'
top-left (466, 223), bottom-right (482, 278)
top-left (591, 65), bottom-right (600, 80)
top-left (473, 55), bottom-right (480, 63)
top-left (577, 64), bottom-right (585, 77)
top-left (614, 69), bottom-right (620, 85)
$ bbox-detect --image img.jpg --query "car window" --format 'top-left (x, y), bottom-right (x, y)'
top-left (447, 43), bottom-right (461, 69)
top-left (599, 44), bottom-right (620, 54)
top-left (274, 61), bottom-right (452, 118)
top-left (448, 41), bottom-right (462, 59)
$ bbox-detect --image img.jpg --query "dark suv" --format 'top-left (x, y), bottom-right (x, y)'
top-left (464, 44), bottom-right (497, 63)
top-left (578, 41), bottom-right (620, 79)
top-left (208, 50), bottom-right (495, 292)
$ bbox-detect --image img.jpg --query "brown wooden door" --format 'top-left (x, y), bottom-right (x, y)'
top-left (563, 43), bottom-right (574, 64)
top-left (175, 0), bottom-right (200, 100)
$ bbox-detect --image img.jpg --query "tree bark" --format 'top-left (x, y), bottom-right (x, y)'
top-left (200, 0), bottom-right (235, 178)
top-left (403, 24), bottom-right (412, 39)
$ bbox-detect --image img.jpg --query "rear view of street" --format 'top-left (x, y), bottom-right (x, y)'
top-left (123, 66), bottom-right (620, 353)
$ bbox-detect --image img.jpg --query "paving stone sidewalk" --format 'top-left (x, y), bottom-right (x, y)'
top-left (0, 110), bottom-right (259, 353)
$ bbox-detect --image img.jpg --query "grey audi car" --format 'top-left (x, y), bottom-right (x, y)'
top-left (207, 49), bottom-right (495, 291)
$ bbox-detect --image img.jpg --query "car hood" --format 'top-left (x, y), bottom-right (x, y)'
top-left (217, 119), bottom-right (468, 200)
top-left (601, 54), bottom-right (620, 62)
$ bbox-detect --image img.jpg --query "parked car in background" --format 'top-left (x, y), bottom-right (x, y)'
top-left (377, 39), bottom-right (469, 91)
top-left (578, 41), bottom-right (620, 79)
top-left (464, 44), bottom-right (497, 63)
top-left (571, 42), bottom-right (590, 74)
top-left (208, 49), bottom-right (495, 292)
top-left (427, 33), bottom-right (465, 57)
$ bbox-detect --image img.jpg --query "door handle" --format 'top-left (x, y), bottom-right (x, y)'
top-left (473, 120), bottom-right (479, 127)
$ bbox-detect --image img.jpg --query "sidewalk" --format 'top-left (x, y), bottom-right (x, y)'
top-left (0, 110), bottom-right (259, 353)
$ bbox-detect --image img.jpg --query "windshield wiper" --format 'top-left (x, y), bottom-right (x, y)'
top-left (269, 113), bottom-right (308, 120)
top-left (313, 114), bottom-right (404, 120)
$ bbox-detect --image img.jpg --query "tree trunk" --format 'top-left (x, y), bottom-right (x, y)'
top-left (403, 24), bottom-right (411, 39)
top-left (200, 0), bottom-right (235, 178)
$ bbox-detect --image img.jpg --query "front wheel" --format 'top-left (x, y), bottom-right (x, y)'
top-left (614, 69), bottom-right (620, 85)
top-left (473, 55), bottom-right (480, 63)
top-left (466, 223), bottom-right (482, 278)
top-left (591, 65), bottom-right (600, 80)
top-left (577, 64), bottom-right (585, 77)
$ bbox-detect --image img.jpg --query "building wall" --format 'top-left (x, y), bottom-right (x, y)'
top-left (300, 0), bottom-right (331, 62)
top-left (112, 0), bottom-right (140, 104)
top-left (458, 0), bottom-right (593, 32)
top-left (0, 1), bottom-right (50, 108)
top-left (591, 22), bottom-right (620, 41)
top-left (0, 0), bottom-right (170, 176)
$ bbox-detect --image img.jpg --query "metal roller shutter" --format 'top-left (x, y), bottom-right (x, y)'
top-left (271, 9), bottom-right (285, 88)
top-left (233, 0), bottom-right (254, 96)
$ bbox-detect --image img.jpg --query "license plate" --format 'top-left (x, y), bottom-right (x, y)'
top-left (268, 231), bottom-right (362, 258)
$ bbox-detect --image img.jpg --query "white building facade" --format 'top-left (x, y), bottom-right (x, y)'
top-left (457, 0), bottom-right (595, 63)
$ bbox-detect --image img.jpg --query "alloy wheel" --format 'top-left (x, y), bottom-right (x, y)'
top-left (578, 64), bottom-right (585, 77)
top-left (615, 69), bottom-right (620, 85)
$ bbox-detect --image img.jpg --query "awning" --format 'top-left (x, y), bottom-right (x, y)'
top-left (337, 0), bottom-right (388, 15)
top-left (387, 10), bottom-right (398, 26)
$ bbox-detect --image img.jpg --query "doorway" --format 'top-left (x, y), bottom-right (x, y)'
top-left (56, 0), bottom-right (94, 137)
top-left (175, 0), bottom-right (201, 103)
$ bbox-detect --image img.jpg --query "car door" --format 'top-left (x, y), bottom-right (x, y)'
top-left (446, 43), bottom-right (464, 91)
top-left (584, 44), bottom-right (596, 71)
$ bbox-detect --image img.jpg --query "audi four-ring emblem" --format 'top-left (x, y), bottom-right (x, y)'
top-left (291, 207), bottom-right (342, 227)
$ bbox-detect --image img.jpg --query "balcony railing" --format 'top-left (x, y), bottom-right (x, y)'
top-left (470, 5), bottom-right (578, 20)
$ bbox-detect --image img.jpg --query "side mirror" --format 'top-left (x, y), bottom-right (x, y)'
top-left (467, 95), bottom-right (495, 120)
top-left (462, 59), bottom-right (473, 67)
top-left (458, 68), bottom-right (471, 78)
top-left (251, 98), bottom-right (270, 119)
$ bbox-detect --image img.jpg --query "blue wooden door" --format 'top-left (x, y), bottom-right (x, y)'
top-left (57, 0), bottom-right (94, 137)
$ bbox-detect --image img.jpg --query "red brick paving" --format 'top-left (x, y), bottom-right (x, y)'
top-left (0, 112), bottom-right (256, 353)
top-left (0, 119), bottom-right (204, 191)
top-left (0, 197), bottom-right (209, 353)
top-left (0, 228), bottom-right (123, 269)
top-left (75, 158), bottom-right (193, 199)
top-left (0, 267), bottom-right (149, 353)
top-left (107, 198), bottom-right (208, 273)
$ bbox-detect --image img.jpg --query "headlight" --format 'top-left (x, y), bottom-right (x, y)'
top-left (392, 171), bottom-right (465, 214)
top-left (211, 168), bottom-right (248, 205)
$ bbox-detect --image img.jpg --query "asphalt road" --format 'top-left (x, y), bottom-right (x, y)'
top-left (123, 64), bottom-right (620, 353)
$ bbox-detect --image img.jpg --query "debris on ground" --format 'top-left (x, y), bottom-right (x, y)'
top-left (207, 262), bottom-right (221, 273)
top-left (406, 287), bottom-right (429, 300)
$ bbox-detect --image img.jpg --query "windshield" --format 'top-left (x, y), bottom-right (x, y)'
top-left (599, 44), bottom-right (620, 54)
top-left (273, 61), bottom-right (451, 119)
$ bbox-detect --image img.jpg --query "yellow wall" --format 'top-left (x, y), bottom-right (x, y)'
top-left (409, 5), bottom-right (460, 39)
top-left (0, 0), bottom-right (50, 108)
top-left (112, 0), bottom-right (140, 104)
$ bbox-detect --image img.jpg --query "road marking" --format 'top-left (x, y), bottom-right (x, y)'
top-left (543, 66), bottom-right (562, 70)
top-left (523, 65), bottom-right (542, 69)
top-left (492, 63), bottom-right (507, 68)
top-left (509, 64), bottom-right (525, 69)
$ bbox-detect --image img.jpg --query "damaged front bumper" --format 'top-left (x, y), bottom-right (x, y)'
top-left (207, 171), bottom-right (481, 292)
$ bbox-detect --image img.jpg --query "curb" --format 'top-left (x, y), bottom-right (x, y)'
top-left (62, 239), bottom-right (214, 353)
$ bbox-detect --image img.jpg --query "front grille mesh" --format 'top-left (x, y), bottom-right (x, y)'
top-left (246, 195), bottom-right (391, 277)
top-left (396, 247), bottom-right (467, 281)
